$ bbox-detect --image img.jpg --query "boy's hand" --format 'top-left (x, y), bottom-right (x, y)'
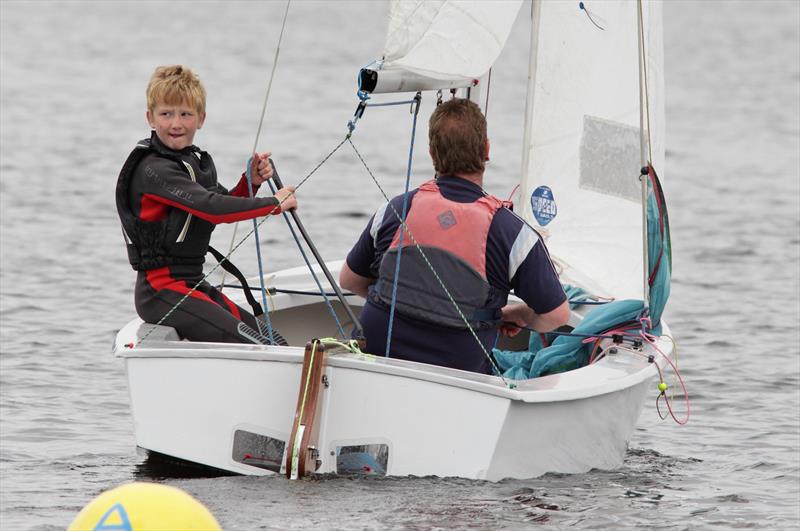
top-left (274, 186), bottom-right (298, 213)
top-left (250, 152), bottom-right (274, 185)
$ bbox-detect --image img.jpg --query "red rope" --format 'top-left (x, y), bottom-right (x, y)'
top-left (585, 320), bottom-right (690, 425)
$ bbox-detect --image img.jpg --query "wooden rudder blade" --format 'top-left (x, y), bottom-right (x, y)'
top-left (286, 339), bottom-right (326, 479)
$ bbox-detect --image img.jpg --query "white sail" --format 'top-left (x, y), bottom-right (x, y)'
top-left (381, 0), bottom-right (523, 81)
top-left (519, 0), bottom-right (665, 300)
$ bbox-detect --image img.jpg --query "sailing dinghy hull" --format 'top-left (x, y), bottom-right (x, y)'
top-left (113, 262), bottom-right (672, 480)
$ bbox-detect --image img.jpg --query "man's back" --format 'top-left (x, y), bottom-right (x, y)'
top-left (339, 98), bottom-right (569, 374)
top-left (345, 175), bottom-right (565, 373)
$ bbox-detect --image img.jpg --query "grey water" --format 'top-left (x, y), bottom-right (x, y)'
top-left (1, 0), bottom-right (798, 529)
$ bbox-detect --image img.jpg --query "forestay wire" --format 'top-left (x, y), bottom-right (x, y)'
top-left (263, 176), bottom-right (347, 338)
top-left (222, 0), bottom-right (293, 343)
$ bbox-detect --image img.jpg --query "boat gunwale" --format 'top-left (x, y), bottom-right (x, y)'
top-left (115, 320), bottom-right (670, 404)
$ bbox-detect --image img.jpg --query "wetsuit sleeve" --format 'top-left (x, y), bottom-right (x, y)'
top-left (228, 174), bottom-right (261, 198)
top-left (138, 159), bottom-right (281, 224)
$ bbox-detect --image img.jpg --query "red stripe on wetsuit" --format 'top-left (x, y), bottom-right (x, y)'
top-left (145, 267), bottom-right (242, 319)
top-left (141, 192), bottom-right (281, 224)
top-left (229, 173), bottom-right (259, 198)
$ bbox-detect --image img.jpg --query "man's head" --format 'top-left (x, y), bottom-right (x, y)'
top-left (428, 98), bottom-right (488, 178)
top-left (145, 65), bottom-right (206, 151)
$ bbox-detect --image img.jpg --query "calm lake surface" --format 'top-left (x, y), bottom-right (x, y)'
top-left (1, 1), bottom-right (798, 529)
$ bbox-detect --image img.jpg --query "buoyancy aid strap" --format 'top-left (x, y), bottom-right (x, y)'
top-left (207, 245), bottom-right (264, 317)
top-left (374, 246), bottom-right (499, 330)
top-left (417, 180), bottom-right (505, 210)
top-left (391, 180), bottom-right (502, 278)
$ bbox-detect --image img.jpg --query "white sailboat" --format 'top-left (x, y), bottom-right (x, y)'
top-left (114, 0), bottom-right (679, 480)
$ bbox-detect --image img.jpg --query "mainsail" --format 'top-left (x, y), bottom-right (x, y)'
top-left (519, 0), bottom-right (665, 300)
top-left (365, 0), bottom-right (665, 301)
top-left (370, 0), bottom-right (523, 91)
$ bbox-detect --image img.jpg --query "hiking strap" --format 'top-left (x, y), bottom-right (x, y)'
top-left (208, 245), bottom-right (264, 317)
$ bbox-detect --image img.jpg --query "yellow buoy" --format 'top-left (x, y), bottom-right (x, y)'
top-left (68, 482), bottom-right (221, 531)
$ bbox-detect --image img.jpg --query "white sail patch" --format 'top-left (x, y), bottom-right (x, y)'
top-left (508, 224), bottom-right (540, 282)
top-left (579, 115), bottom-right (641, 203)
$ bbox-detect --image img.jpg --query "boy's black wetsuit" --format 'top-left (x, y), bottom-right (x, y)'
top-left (117, 132), bottom-right (285, 344)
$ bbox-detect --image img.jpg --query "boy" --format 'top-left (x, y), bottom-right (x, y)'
top-left (116, 65), bottom-right (298, 344)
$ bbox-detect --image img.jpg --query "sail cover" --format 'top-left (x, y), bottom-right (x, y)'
top-left (519, 0), bottom-right (665, 300)
top-left (382, 0), bottom-right (523, 81)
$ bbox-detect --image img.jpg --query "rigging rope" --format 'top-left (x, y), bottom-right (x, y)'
top-left (221, 0), bottom-right (292, 315)
top-left (605, 332), bottom-right (689, 425)
top-left (385, 92), bottom-right (421, 357)
top-left (642, 333), bottom-right (689, 425)
top-left (263, 177), bottom-right (347, 338)
top-left (579, 2), bottom-right (606, 31)
top-left (245, 159), bottom-right (275, 342)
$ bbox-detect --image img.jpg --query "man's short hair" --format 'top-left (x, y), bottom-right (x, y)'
top-left (428, 98), bottom-right (487, 176)
top-left (146, 65), bottom-right (206, 115)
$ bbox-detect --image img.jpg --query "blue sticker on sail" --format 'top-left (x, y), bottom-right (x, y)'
top-left (530, 186), bottom-right (557, 226)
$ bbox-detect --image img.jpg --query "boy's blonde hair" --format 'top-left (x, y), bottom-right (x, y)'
top-left (146, 65), bottom-right (206, 115)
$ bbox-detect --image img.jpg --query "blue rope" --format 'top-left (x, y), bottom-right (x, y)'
top-left (384, 94), bottom-right (421, 357)
top-left (264, 179), bottom-right (347, 338)
top-left (245, 158), bottom-right (275, 344)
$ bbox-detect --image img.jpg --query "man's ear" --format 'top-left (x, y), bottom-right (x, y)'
top-left (146, 110), bottom-right (154, 129)
top-left (198, 112), bottom-right (206, 129)
top-left (484, 139), bottom-right (491, 161)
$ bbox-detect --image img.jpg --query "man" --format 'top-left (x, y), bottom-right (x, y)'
top-left (340, 98), bottom-right (569, 374)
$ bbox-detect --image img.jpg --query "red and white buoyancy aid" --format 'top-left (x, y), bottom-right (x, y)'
top-left (371, 180), bottom-right (508, 329)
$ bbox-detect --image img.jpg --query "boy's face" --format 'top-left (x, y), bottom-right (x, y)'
top-left (147, 101), bottom-right (205, 151)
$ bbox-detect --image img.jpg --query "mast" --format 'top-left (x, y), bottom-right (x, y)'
top-left (520, 0), bottom-right (542, 201)
top-left (637, 0), bottom-right (651, 312)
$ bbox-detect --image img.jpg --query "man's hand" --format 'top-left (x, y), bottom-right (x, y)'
top-left (274, 186), bottom-right (297, 212)
top-left (500, 300), bottom-right (571, 335)
top-left (250, 152), bottom-right (274, 186)
top-left (499, 304), bottom-right (528, 337)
